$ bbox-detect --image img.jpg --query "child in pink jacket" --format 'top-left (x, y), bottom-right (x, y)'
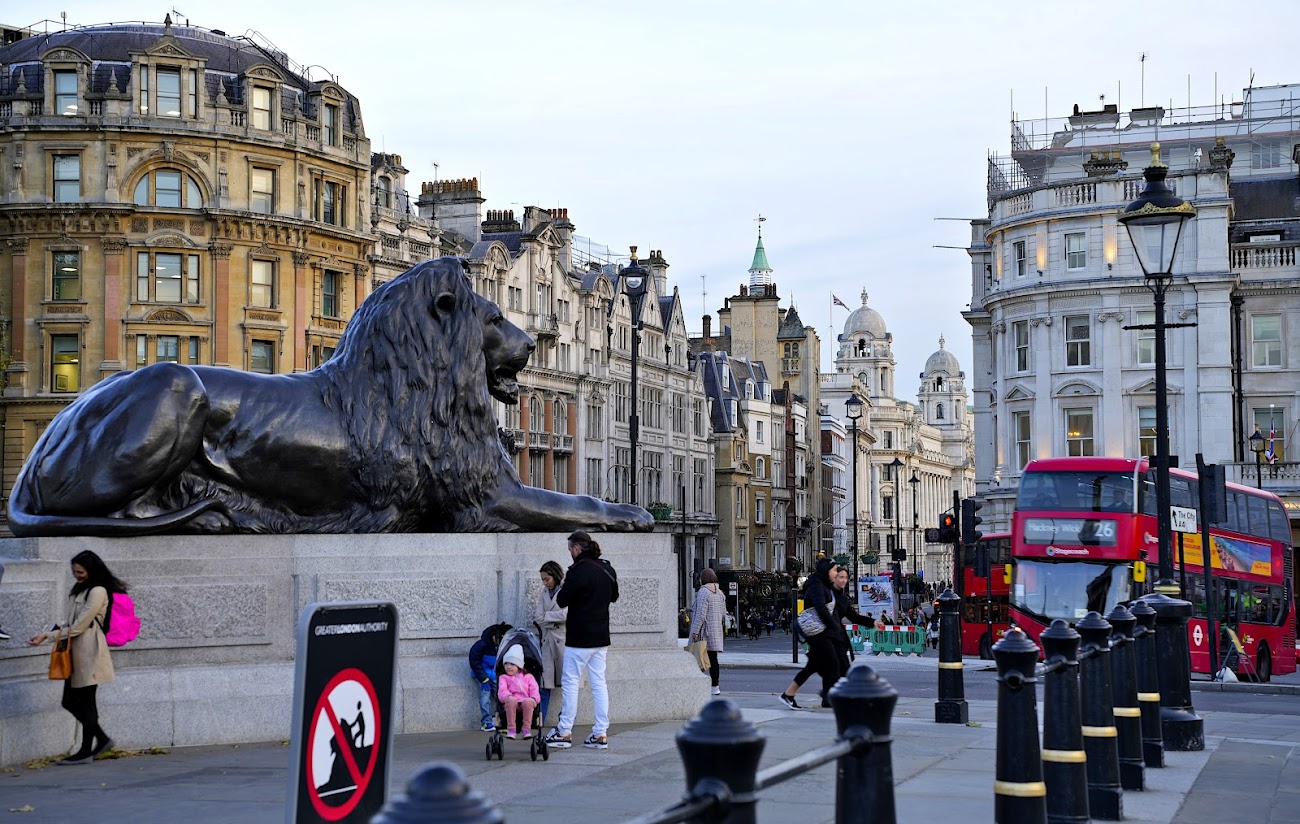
top-left (497, 644), bottom-right (541, 738)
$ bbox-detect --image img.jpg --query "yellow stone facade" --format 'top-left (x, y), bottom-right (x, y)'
top-left (0, 22), bottom-right (372, 497)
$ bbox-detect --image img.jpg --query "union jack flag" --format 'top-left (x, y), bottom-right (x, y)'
top-left (1265, 416), bottom-right (1278, 464)
top-left (832, 294), bottom-right (849, 310)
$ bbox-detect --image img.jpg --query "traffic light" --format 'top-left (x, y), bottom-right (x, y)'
top-left (961, 497), bottom-right (984, 545)
top-left (936, 513), bottom-right (958, 544)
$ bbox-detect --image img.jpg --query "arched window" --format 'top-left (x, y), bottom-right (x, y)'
top-left (936, 403), bottom-right (945, 420)
top-left (529, 396), bottom-right (544, 431)
top-left (376, 176), bottom-right (391, 209)
top-left (134, 169), bottom-right (203, 208)
top-left (856, 338), bottom-right (866, 356)
top-left (553, 400), bottom-right (568, 434)
top-left (756, 457), bottom-right (766, 479)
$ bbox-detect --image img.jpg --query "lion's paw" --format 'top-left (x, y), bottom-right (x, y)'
top-left (610, 505), bottom-right (655, 532)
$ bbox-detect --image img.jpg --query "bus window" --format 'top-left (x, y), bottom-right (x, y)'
top-left (1185, 575), bottom-right (1207, 619)
top-left (1170, 475), bottom-right (1196, 509)
top-left (1247, 496), bottom-right (1270, 540)
top-left (1140, 473), bottom-right (1157, 516)
top-left (1267, 501), bottom-right (1291, 544)
top-left (1225, 491), bottom-right (1244, 534)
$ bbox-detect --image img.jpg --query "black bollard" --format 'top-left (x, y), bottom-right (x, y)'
top-left (993, 627), bottom-right (1047, 824)
top-left (1129, 599), bottom-right (1165, 767)
top-left (1076, 611), bottom-right (1121, 820)
top-left (676, 698), bottom-right (766, 824)
top-left (1106, 605), bottom-right (1145, 791)
top-left (1040, 619), bottom-right (1089, 824)
top-left (370, 762), bottom-right (503, 824)
top-left (830, 663), bottom-right (899, 824)
top-left (934, 588), bottom-right (969, 724)
top-left (1136, 592), bottom-right (1204, 751)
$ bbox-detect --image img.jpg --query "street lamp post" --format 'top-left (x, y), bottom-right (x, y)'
top-left (909, 471), bottom-right (921, 597)
top-left (1249, 426), bottom-right (1265, 489)
top-left (846, 394), bottom-right (864, 591)
top-left (622, 248), bottom-right (649, 507)
top-left (889, 456), bottom-right (904, 618)
top-left (1119, 142), bottom-right (1203, 752)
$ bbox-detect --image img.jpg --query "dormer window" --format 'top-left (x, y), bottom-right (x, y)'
top-left (157, 67), bottom-right (182, 117)
top-left (323, 104), bottom-right (339, 146)
top-left (54, 70), bottom-right (78, 115)
top-left (377, 176), bottom-right (391, 208)
top-left (252, 86), bottom-right (272, 130)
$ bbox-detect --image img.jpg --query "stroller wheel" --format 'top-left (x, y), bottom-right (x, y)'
top-left (485, 742), bottom-right (492, 761)
top-left (530, 741), bottom-right (538, 761)
top-left (495, 742), bottom-right (504, 760)
top-left (541, 739), bottom-right (549, 761)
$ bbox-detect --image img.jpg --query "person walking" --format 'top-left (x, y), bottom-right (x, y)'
top-left (27, 550), bottom-right (124, 764)
top-left (533, 561), bottom-right (567, 726)
top-left (777, 557), bottom-right (842, 710)
top-left (690, 568), bottom-right (726, 696)
top-left (832, 566), bottom-right (873, 675)
top-left (545, 531), bottom-right (619, 751)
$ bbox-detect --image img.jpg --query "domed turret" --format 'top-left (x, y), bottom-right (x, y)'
top-left (843, 288), bottom-right (887, 339)
top-left (925, 335), bottom-right (961, 376)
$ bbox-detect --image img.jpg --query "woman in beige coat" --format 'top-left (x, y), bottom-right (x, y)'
top-left (28, 550), bottom-right (124, 764)
top-left (534, 560), bottom-right (567, 726)
top-left (690, 567), bottom-right (727, 695)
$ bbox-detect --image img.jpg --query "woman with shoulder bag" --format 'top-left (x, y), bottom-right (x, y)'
top-left (28, 550), bottom-right (125, 764)
top-left (690, 568), bottom-right (726, 695)
top-left (534, 560), bottom-right (568, 726)
top-left (777, 558), bottom-right (843, 710)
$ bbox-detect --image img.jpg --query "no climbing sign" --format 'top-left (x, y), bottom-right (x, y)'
top-left (287, 602), bottom-right (398, 823)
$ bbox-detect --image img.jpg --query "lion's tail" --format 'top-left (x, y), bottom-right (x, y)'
top-left (6, 499), bottom-right (228, 538)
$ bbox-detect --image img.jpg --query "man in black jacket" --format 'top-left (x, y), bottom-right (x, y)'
top-left (545, 531), bottom-right (619, 750)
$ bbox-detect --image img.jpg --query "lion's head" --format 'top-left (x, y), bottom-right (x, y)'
top-left (319, 257), bottom-right (532, 529)
top-left (475, 292), bottom-right (534, 405)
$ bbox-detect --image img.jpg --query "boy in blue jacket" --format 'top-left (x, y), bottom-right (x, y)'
top-left (469, 622), bottom-right (512, 731)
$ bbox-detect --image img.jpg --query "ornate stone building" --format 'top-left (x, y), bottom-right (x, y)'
top-left (969, 84), bottom-right (1300, 533)
top-left (822, 291), bottom-right (975, 587)
top-left (0, 19), bottom-right (372, 494)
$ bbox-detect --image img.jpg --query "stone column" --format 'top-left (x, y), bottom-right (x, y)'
top-left (543, 394), bottom-right (555, 490)
top-left (567, 393), bottom-right (578, 493)
top-left (293, 252), bottom-right (311, 372)
top-left (100, 237), bottom-right (126, 376)
top-left (7, 237), bottom-right (30, 386)
top-left (211, 242), bottom-right (233, 367)
top-left (518, 395), bottom-right (531, 482)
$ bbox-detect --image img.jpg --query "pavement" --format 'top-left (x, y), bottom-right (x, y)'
top-left (1, 649), bottom-right (1298, 823)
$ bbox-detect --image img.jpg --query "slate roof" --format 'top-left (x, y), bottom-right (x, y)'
top-left (480, 232), bottom-right (524, 253)
top-left (778, 305), bottom-right (806, 339)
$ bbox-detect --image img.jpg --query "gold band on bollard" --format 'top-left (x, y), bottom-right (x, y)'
top-left (1137, 692), bottom-right (1160, 702)
top-left (938, 662), bottom-right (964, 669)
top-left (1081, 725), bottom-right (1118, 737)
top-left (994, 780), bottom-right (1047, 797)
top-left (1041, 749), bottom-right (1087, 764)
top-left (1113, 707), bottom-right (1141, 718)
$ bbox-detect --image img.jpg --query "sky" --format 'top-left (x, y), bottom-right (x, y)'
top-left (22, 1), bottom-right (1300, 397)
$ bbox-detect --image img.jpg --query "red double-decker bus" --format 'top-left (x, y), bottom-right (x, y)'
top-left (1010, 456), bottom-right (1296, 681)
top-left (955, 533), bottom-right (1011, 658)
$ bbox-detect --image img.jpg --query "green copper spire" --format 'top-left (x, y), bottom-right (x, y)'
top-left (749, 214), bottom-right (772, 286)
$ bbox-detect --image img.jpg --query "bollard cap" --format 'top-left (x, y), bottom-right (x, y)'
top-left (1075, 610), bottom-right (1112, 650)
top-left (1106, 604), bottom-right (1137, 638)
top-left (1129, 598), bottom-right (1157, 631)
top-left (993, 626), bottom-right (1041, 686)
top-left (938, 588), bottom-right (960, 613)
top-left (370, 762), bottom-right (504, 824)
top-left (1040, 618), bottom-right (1081, 663)
top-left (678, 697), bottom-right (764, 748)
top-left (830, 663), bottom-right (899, 737)
top-left (1133, 591), bottom-right (1193, 621)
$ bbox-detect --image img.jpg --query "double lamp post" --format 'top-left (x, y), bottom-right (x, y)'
top-left (1118, 142), bottom-right (1203, 751)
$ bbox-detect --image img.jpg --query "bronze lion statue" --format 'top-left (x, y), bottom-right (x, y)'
top-left (8, 257), bottom-right (653, 536)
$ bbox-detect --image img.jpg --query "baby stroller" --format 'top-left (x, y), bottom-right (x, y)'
top-left (485, 627), bottom-right (549, 762)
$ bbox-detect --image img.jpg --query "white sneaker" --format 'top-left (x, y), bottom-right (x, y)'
top-left (544, 728), bottom-right (572, 749)
top-left (711, 686), bottom-right (721, 696)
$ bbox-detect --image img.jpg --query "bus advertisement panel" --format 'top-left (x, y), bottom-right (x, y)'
top-left (1009, 456), bottom-right (1295, 682)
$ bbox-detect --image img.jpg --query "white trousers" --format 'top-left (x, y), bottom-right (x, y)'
top-left (557, 645), bottom-right (609, 737)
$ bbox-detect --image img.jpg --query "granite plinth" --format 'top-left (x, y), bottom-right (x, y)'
top-left (0, 533), bottom-right (699, 766)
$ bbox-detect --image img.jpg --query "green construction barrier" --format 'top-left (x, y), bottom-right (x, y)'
top-left (868, 625), bottom-right (927, 656)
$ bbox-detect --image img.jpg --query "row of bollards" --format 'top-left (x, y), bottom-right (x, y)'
top-left (372, 664), bottom-right (901, 824)
top-left (992, 603), bottom-right (1178, 824)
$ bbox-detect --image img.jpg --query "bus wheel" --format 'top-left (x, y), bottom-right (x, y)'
top-left (979, 634), bottom-right (993, 660)
top-left (1256, 646), bottom-right (1272, 683)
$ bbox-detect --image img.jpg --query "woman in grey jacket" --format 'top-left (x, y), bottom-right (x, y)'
top-left (690, 567), bottom-right (727, 695)
top-left (534, 560), bottom-right (567, 725)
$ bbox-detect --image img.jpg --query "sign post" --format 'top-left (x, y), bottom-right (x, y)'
top-left (287, 602), bottom-right (398, 824)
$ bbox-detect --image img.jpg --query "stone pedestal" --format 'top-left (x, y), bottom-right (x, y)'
top-left (0, 533), bottom-right (702, 766)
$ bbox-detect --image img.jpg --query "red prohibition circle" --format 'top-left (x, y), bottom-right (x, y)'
top-left (307, 667), bottom-right (381, 822)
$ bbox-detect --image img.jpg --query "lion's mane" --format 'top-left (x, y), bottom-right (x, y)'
top-left (319, 258), bottom-right (503, 530)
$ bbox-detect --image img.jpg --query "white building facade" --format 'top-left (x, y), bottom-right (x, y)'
top-left (968, 84), bottom-right (1300, 532)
